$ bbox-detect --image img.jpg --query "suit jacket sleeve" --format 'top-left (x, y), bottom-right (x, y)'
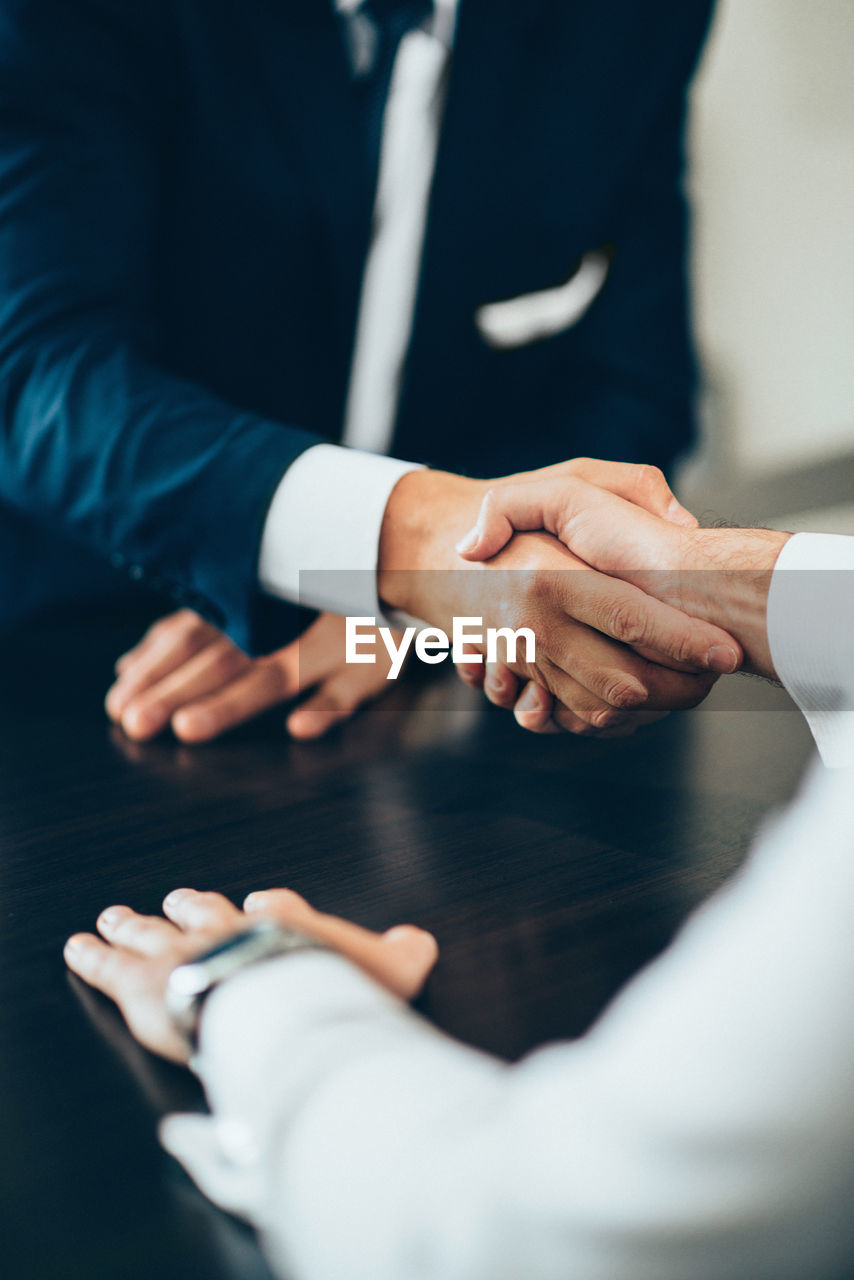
top-left (0, 0), bottom-right (321, 651)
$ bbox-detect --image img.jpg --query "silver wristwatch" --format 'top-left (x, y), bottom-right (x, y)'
top-left (166, 921), bottom-right (326, 1050)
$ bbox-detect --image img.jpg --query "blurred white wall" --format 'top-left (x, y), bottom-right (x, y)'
top-left (687, 0), bottom-right (854, 479)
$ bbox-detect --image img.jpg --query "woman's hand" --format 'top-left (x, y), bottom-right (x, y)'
top-left (105, 610), bottom-right (402, 742)
top-left (64, 888), bottom-right (439, 1064)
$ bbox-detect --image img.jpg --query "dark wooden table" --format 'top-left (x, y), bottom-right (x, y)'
top-left (0, 614), bottom-right (816, 1280)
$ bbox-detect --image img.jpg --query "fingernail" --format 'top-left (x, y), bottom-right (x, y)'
top-left (244, 893), bottom-right (266, 911)
top-left (385, 925), bottom-right (439, 963)
top-left (706, 645), bottom-right (739, 674)
top-left (518, 684), bottom-right (540, 713)
top-left (164, 888), bottom-right (191, 908)
top-left (486, 675), bottom-right (507, 697)
top-left (104, 687), bottom-right (125, 720)
top-left (173, 709), bottom-right (213, 739)
top-left (455, 528), bottom-right (479, 555)
top-left (64, 936), bottom-right (83, 955)
top-left (123, 705), bottom-right (162, 737)
top-left (98, 907), bottom-right (121, 926)
top-left (287, 711), bottom-right (324, 739)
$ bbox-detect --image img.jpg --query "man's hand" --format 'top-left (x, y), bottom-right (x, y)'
top-left (64, 888), bottom-right (439, 1064)
top-left (106, 610), bottom-right (402, 743)
top-left (457, 469), bottom-right (791, 684)
top-left (378, 462), bottom-right (742, 736)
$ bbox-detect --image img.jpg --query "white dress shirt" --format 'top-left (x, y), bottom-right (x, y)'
top-left (258, 2), bottom-right (458, 619)
top-left (160, 531), bottom-right (854, 1280)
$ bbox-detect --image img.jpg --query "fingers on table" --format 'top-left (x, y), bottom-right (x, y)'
top-left (126, 641), bottom-right (254, 740)
top-left (64, 933), bottom-right (130, 996)
top-left (243, 889), bottom-right (439, 999)
top-left (64, 904), bottom-right (198, 997)
top-left (107, 612), bottom-right (221, 717)
top-left (94, 905), bottom-right (185, 955)
top-left (171, 657), bottom-right (293, 742)
top-left (286, 664), bottom-right (387, 740)
top-left (162, 888), bottom-right (245, 933)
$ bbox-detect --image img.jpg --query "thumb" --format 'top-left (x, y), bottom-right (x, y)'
top-left (456, 461), bottom-right (697, 563)
top-left (456, 482), bottom-right (552, 561)
top-left (381, 925), bottom-right (440, 999)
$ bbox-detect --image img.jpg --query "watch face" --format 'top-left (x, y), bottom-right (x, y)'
top-left (197, 929), bottom-right (269, 963)
top-left (167, 923), bottom-right (320, 1047)
top-left (168, 924), bottom-right (322, 1018)
top-left (197, 921), bottom-right (312, 964)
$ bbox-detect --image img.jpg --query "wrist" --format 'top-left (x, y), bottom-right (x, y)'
top-left (378, 469), bottom-right (489, 617)
top-left (683, 529), bottom-right (792, 678)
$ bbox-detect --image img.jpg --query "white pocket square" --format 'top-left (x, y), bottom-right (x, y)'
top-left (475, 249), bottom-right (610, 350)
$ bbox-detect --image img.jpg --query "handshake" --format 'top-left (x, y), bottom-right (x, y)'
top-left (106, 458), bottom-right (790, 742)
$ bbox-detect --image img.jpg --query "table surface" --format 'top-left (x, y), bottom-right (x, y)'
top-left (0, 614), bottom-right (816, 1280)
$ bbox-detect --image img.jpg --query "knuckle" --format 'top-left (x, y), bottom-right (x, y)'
top-left (521, 570), bottom-right (551, 610)
top-left (119, 917), bottom-right (155, 941)
top-left (151, 611), bottom-right (184, 636)
top-left (269, 888), bottom-right (309, 912)
top-left (209, 641), bottom-right (244, 677)
top-left (562, 456), bottom-right (593, 482)
top-left (156, 612), bottom-right (196, 643)
top-left (602, 599), bottom-right (648, 647)
top-left (258, 654), bottom-right (290, 696)
top-left (126, 689), bottom-right (156, 716)
top-left (480, 486), bottom-right (501, 513)
top-left (194, 891), bottom-right (223, 909)
top-left (601, 676), bottom-right (646, 709)
top-left (184, 618), bottom-right (215, 647)
top-left (635, 463), bottom-right (666, 495)
top-left (669, 629), bottom-right (699, 667)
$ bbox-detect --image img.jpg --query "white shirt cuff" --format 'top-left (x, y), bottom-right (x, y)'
top-left (767, 531), bottom-right (854, 767)
top-left (257, 443), bottom-right (422, 619)
top-left (158, 952), bottom-right (399, 1220)
top-left (158, 950), bottom-right (494, 1234)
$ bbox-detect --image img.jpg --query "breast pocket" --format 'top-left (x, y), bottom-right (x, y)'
top-left (475, 248), bottom-right (611, 350)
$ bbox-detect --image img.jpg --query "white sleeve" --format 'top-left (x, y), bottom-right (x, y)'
top-left (160, 750), bottom-right (854, 1280)
top-left (767, 531), bottom-right (854, 766)
top-left (257, 443), bottom-right (421, 619)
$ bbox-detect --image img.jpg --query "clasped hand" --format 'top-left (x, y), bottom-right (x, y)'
top-left (379, 458), bottom-right (742, 735)
top-left (106, 458), bottom-right (746, 742)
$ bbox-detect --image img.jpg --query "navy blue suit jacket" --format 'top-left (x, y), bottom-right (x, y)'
top-left (0, 0), bottom-right (712, 650)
